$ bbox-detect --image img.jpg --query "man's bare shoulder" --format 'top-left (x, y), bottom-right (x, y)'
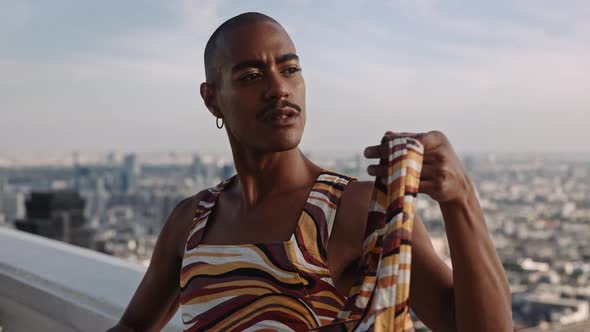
top-left (158, 188), bottom-right (210, 259)
top-left (339, 179), bottom-right (373, 210)
top-left (331, 180), bottom-right (373, 257)
top-left (170, 186), bottom-right (215, 222)
top-left (169, 193), bottom-right (200, 222)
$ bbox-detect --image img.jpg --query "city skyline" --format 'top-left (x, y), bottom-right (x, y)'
top-left (2, 0), bottom-right (590, 156)
top-left (2, 150), bottom-right (590, 329)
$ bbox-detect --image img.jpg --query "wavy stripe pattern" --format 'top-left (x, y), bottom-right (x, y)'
top-left (313, 133), bottom-right (424, 332)
top-left (180, 170), bottom-right (355, 331)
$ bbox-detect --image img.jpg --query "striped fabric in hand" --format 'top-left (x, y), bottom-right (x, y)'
top-left (312, 133), bottom-right (424, 332)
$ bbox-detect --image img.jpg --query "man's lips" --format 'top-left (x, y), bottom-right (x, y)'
top-left (257, 100), bottom-right (302, 121)
top-left (261, 107), bottom-right (299, 121)
top-left (258, 107), bottom-right (300, 128)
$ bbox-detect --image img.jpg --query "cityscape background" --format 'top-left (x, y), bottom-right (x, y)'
top-left (2, 0), bottom-right (589, 331)
top-left (1, 151), bottom-right (590, 331)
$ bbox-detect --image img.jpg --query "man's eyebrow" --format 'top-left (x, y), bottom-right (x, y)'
top-left (231, 60), bottom-right (266, 73)
top-left (231, 53), bottom-right (300, 73)
top-left (276, 53), bottom-right (299, 64)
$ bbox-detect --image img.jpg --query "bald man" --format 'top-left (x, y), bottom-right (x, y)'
top-left (109, 12), bottom-right (512, 332)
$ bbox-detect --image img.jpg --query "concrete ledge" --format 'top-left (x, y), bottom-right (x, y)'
top-left (0, 227), bottom-right (181, 332)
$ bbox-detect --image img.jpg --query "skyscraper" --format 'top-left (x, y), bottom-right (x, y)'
top-left (15, 191), bottom-right (95, 248)
top-left (122, 154), bottom-right (139, 193)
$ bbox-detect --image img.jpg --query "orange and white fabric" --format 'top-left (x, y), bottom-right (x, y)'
top-left (314, 133), bottom-right (424, 332)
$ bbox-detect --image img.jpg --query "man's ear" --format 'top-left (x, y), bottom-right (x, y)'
top-left (200, 82), bottom-right (222, 118)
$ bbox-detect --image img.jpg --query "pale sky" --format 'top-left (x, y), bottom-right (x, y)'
top-left (2, 0), bottom-right (589, 159)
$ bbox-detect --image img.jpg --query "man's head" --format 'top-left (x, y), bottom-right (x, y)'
top-left (200, 12), bottom-right (306, 153)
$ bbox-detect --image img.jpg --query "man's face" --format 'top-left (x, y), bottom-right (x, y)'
top-left (214, 21), bottom-right (306, 152)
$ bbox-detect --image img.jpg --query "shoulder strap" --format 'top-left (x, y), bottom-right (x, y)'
top-left (315, 170), bottom-right (357, 238)
top-left (185, 176), bottom-right (235, 250)
top-left (303, 170), bottom-right (357, 261)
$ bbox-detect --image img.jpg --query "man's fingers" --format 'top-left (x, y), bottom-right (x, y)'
top-left (385, 131), bottom-right (422, 138)
top-left (367, 165), bottom-right (388, 177)
top-left (422, 130), bottom-right (446, 151)
top-left (366, 132), bottom-right (427, 159)
top-left (422, 152), bottom-right (441, 165)
top-left (419, 164), bottom-right (435, 181)
top-left (418, 181), bottom-right (433, 198)
top-left (369, 164), bottom-right (436, 194)
top-left (364, 145), bottom-right (388, 159)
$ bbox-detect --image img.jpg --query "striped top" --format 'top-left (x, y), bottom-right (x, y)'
top-left (180, 170), bottom-right (356, 331)
top-left (312, 134), bottom-right (423, 332)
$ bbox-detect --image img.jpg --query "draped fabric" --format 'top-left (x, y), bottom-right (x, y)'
top-left (313, 133), bottom-right (424, 332)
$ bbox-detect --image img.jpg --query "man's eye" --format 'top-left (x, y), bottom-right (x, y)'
top-left (284, 66), bottom-right (301, 75)
top-left (240, 73), bottom-right (262, 81)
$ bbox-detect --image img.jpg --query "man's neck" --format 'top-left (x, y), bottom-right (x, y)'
top-left (229, 145), bottom-right (322, 209)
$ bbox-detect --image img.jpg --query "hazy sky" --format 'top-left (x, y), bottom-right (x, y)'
top-left (2, 0), bottom-right (589, 158)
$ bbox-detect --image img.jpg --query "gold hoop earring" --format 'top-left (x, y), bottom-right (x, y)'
top-left (216, 117), bottom-right (224, 129)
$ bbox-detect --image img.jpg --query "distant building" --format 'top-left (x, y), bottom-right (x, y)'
top-left (15, 191), bottom-right (96, 249)
top-left (81, 176), bottom-right (110, 218)
top-left (106, 151), bottom-right (117, 166)
top-left (122, 154), bottom-right (140, 193)
top-left (513, 293), bottom-right (590, 328)
top-left (1, 191), bottom-right (26, 223)
top-left (220, 163), bottom-right (235, 180)
top-left (190, 154), bottom-right (203, 178)
top-left (153, 193), bottom-right (185, 233)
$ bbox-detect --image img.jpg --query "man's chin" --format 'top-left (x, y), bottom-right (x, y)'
top-left (266, 140), bottom-right (301, 152)
top-left (261, 134), bottom-right (302, 153)
top-left (255, 127), bottom-right (301, 150)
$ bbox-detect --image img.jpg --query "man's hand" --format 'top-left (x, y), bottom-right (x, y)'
top-left (364, 130), bottom-right (472, 205)
top-left (365, 130), bottom-right (513, 331)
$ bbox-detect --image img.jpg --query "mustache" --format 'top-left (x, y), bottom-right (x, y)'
top-left (256, 100), bottom-right (302, 119)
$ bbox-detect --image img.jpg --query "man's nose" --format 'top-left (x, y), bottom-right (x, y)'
top-left (264, 71), bottom-right (290, 100)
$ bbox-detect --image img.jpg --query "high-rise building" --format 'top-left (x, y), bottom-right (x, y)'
top-left (15, 191), bottom-right (95, 248)
top-left (220, 163), bottom-right (235, 180)
top-left (122, 154), bottom-right (140, 193)
top-left (190, 154), bottom-right (203, 178)
top-left (1, 191), bottom-right (26, 223)
top-left (81, 176), bottom-right (110, 219)
top-left (106, 151), bottom-right (117, 166)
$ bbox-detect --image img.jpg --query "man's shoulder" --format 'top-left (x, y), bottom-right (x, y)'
top-left (341, 179), bottom-right (373, 201)
top-left (335, 179), bottom-right (373, 225)
top-left (158, 189), bottom-right (212, 259)
top-left (328, 179), bottom-right (373, 265)
top-left (172, 185), bottom-right (216, 217)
